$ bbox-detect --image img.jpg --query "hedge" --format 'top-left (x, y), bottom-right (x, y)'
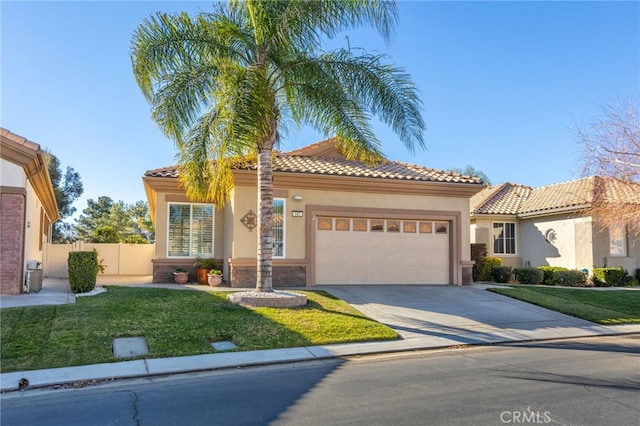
top-left (513, 267), bottom-right (544, 284)
top-left (492, 266), bottom-right (512, 283)
top-left (537, 266), bottom-right (568, 285)
top-left (68, 250), bottom-right (99, 293)
top-left (593, 267), bottom-right (632, 287)
top-left (552, 269), bottom-right (587, 287)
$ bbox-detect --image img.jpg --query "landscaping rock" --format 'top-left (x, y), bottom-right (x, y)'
top-left (226, 290), bottom-right (307, 308)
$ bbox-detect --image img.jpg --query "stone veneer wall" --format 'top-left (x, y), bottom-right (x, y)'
top-left (1, 192), bottom-right (25, 294)
top-left (230, 264), bottom-right (307, 288)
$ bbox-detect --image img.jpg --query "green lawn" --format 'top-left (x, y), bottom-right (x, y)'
top-left (489, 286), bottom-right (640, 325)
top-left (0, 287), bottom-right (398, 373)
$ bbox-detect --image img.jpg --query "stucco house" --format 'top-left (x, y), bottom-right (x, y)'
top-left (470, 176), bottom-right (640, 274)
top-left (143, 139), bottom-right (484, 287)
top-left (1, 128), bottom-right (59, 294)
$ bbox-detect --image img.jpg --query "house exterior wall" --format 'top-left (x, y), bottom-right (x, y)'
top-left (1, 190), bottom-right (26, 294)
top-left (519, 215), bottom-right (594, 271)
top-left (227, 184), bottom-right (473, 287)
top-left (24, 180), bottom-right (45, 268)
top-left (148, 179), bottom-right (476, 286)
top-left (471, 216), bottom-right (522, 269)
top-left (1, 129), bottom-right (59, 294)
top-left (150, 192), bottom-right (227, 283)
top-left (592, 226), bottom-right (640, 273)
top-left (0, 159), bottom-right (49, 293)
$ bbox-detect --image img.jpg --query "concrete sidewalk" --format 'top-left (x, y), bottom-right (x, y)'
top-left (1, 279), bottom-right (638, 392)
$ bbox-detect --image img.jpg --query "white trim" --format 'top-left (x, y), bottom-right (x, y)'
top-left (166, 202), bottom-right (215, 258)
top-left (492, 221), bottom-right (517, 256)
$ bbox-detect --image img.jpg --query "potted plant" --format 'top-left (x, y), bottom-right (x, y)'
top-left (194, 258), bottom-right (219, 285)
top-left (207, 269), bottom-right (223, 287)
top-left (173, 267), bottom-right (189, 284)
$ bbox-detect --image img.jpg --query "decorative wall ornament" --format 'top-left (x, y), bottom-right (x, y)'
top-left (240, 210), bottom-right (257, 231)
top-left (544, 228), bottom-right (557, 244)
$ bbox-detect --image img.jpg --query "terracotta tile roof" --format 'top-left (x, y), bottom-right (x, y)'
top-left (1, 127), bottom-right (41, 152)
top-left (471, 176), bottom-right (640, 216)
top-left (145, 143), bottom-right (483, 185)
top-left (470, 183), bottom-right (532, 215)
top-left (519, 177), bottom-right (595, 215)
top-left (597, 176), bottom-right (640, 204)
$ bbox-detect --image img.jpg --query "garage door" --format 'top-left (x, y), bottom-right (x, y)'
top-left (315, 217), bottom-right (450, 285)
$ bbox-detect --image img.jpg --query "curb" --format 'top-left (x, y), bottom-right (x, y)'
top-left (2, 328), bottom-right (638, 393)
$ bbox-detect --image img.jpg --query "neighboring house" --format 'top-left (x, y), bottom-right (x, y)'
top-left (1, 128), bottom-right (59, 294)
top-left (470, 176), bottom-right (640, 274)
top-left (143, 138), bottom-right (484, 287)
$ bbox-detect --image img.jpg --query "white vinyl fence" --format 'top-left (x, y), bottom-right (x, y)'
top-left (45, 242), bottom-right (154, 278)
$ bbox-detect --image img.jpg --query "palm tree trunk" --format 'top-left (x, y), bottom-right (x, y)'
top-left (256, 146), bottom-right (274, 292)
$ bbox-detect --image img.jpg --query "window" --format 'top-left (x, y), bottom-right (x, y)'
top-left (609, 225), bottom-right (626, 256)
top-left (273, 199), bottom-right (285, 257)
top-left (168, 203), bottom-right (213, 257)
top-left (493, 222), bottom-right (516, 254)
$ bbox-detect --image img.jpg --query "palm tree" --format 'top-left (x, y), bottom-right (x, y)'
top-left (131, 0), bottom-right (425, 292)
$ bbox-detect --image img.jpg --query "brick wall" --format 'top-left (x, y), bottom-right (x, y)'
top-left (230, 264), bottom-right (306, 288)
top-left (1, 192), bottom-right (26, 294)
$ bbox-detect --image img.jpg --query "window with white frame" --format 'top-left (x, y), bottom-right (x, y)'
top-left (168, 203), bottom-right (214, 257)
top-left (609, 225), bottom-right (626, 256)
top-left (273, 198), bottom-right (285, 257)
top-left (493, 222), bottom-right (516, 254)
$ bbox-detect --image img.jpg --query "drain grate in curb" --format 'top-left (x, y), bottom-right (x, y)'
top-left (211, 341), bottom-right (238, 351)
top-left (113, 337), bottom-right (149, 359)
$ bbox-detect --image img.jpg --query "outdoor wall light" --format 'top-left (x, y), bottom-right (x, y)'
top-left (293, 195), bottom-right (303, 201)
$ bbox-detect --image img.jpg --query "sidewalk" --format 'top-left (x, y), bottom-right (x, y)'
top-left (1, 278), bottom-right (639, 392)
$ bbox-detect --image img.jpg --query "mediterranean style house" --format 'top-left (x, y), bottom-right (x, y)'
top-left (470, 176), bottom-right (640, 274)
top-left (143, 139), bottom-right (485, 287)
top-left (1, 128), bottom-right (59, 294)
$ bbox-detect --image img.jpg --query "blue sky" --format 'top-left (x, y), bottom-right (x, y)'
top-left (2, 1), bottom-right (639, 220)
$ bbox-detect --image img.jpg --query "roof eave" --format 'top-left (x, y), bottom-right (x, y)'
top-left (517, 204), bottom-right (591, 219)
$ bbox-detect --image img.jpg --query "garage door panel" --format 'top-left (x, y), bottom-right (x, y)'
top-left (315, 217), bottom-right (450, 285)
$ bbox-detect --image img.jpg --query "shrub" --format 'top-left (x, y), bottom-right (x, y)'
top-left (553, 269), bottom-right (587, 287)
top-left (68, 250), bottom-right (99, 293)
top-left (538, 266), bottom-right (568, 285)
top-left (476, 257), bottom-right (502, 282)
top-left (471, 244), bottom-right (487, 282)
top-left (513, 267), bottom-right (544, 284)
top-left (492, 266), bottom-right (512, 283)
top-left (635, 268), bottom-right (640, 282)
top-left (593, 267), bottom-right (632, 287)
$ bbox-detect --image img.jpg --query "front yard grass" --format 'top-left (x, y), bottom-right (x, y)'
top-left (489, 286), bottom-right (640, 325)
top-left (0, 287), bottom-right (398, 373)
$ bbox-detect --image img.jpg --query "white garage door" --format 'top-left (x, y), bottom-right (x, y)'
top-left (315, 217), bottom-right (450, 285)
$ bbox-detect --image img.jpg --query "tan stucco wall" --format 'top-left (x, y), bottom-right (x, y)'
top-left (1, 159), bottom-right (24, 187)
top-left (2, 158), bottom-right (46, 274)
top-left (593, 226), bottom-right (640, 272)
top-left (472, 216), bottom-right (522, 268)
top-left (153, 192), bottom-right (225, 260)
top-left (230, 185), bottom-right (472, 261)
top-left (24, 180), bottom-right (44, 269)
top-left (519, 215), bottom-right (593, 271)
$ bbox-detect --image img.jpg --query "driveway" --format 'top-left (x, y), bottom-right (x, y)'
top-left (319, 284), bottom-right (615, 346)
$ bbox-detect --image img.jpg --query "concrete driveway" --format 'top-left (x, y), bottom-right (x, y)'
top-left (319, 284), bottom-right (618, 347)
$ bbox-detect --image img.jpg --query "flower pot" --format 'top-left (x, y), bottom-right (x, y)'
top-left (174, 272), bottom-right (189, 284)
top-left (196, 269), bottom-right (210, 285)
top-left (207, 274), bottom-right (223, 286)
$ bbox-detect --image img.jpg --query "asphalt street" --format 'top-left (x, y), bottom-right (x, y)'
top-left (1, 335), bottom-right (638, 426)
